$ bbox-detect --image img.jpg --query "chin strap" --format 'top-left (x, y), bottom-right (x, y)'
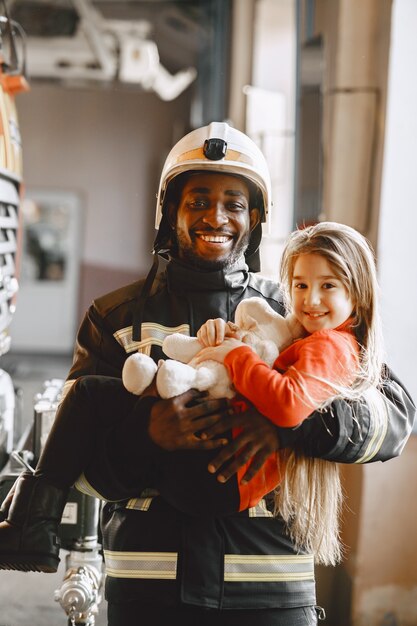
top-left (132, 253), bottom-right (161, 342)
top-left (245, 222), bottom-right (262, 272)
top-left (245, 249), bottom-right (261, 273)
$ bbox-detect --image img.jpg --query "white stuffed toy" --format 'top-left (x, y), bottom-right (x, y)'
top-left (122, 297), bottom-right (303, 400)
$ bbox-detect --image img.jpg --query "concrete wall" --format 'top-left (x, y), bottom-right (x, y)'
top-left (353, 439), bottom-right (417, 625)
top-left (316, 0), bottom-right (392, 244)
top-left (355, 1), bottom-right (417, 621)
top-left (378, 0), bottom-right (417, 423)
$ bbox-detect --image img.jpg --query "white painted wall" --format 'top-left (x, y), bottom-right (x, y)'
top-left (17, 84), bottom-right (190, 273)
top-left (377, 0), bottom-right (417, 414)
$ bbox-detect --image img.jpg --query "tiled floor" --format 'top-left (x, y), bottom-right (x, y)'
top-left (0, 351), bottom-right (107, 626)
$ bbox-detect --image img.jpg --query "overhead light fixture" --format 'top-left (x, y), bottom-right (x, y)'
top-left (10, 0), bottom-right (197, 101)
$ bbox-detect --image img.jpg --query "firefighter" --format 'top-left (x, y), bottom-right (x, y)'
top-left (0, 123), bottom-right (414, 625)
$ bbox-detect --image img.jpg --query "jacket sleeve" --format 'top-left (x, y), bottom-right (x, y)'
top-left (291, 368), bottom-right (415, 463)
top-left (66, 304), bottom-right (127, 381)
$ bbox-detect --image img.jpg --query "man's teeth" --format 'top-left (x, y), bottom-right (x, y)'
top-left (199, 235), bottom-right (230, 243)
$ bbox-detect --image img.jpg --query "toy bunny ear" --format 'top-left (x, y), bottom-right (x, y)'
top-left (235, 296), bottom-right (278, 328)
top-left (237, 312), bottom-right (259, 332)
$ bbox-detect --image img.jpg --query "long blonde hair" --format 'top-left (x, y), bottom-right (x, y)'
top-left (275, 222), bottom-right (386, 565)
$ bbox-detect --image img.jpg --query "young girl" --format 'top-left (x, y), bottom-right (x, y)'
top-left (0, 222), bottom-right (386, 571)
top-left (192, 221), bottom-right (386, 564)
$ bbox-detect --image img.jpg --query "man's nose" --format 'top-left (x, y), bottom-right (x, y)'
top-left (202, 203), bottom-right (229, 227)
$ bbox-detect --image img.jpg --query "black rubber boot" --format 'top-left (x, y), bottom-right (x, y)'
top-left (0, 471), bottom-right (69, 573)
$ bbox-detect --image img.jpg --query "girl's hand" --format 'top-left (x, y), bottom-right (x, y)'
top-left (193, 338), bottom-right (245, 364)
top-left (197, 318), bottom-right (228, 346)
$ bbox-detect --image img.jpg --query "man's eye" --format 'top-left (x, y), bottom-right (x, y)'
top-left (227, 202), bottom-right (245, 211)
top-left (189, 199), bottom-right (208, 209)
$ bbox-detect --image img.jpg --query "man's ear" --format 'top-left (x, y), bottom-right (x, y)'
top-left (249, 208), bottom-right (261, 231)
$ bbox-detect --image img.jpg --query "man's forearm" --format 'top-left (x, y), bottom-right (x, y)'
top-left (294, 369), bottom-right (415, 463)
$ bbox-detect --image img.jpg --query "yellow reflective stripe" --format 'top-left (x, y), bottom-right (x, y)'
top-left (176, 147), bottom-right (253, 166)
top-left (104, 550), bottom-right (177, 579)
top-left (354, 407), bottom-right (389, 464)
top-left (114, 323), bottom-right (190, 354)
top-left (224, 554), bottom-right (314, 583)
top-left (225, 572), bottom-right (314, 582)
top-left (248, 499), bottom-right (273, 518)
top-left (126, 497), bottom-right (154, 511)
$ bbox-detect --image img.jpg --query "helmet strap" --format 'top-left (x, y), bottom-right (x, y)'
top-left (132, 253), bottom-right (160, 342)
top-left (244, 221), bottom-right (262, 272)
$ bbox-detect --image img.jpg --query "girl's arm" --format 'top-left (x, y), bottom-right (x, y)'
top-left (198, 331), bottom-right (359, 428)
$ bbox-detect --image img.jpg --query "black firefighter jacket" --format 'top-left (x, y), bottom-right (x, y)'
top-left (65, 258), bottom-right (415, 610)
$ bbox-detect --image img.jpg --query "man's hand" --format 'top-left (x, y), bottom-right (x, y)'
top-left (202, 402), bottom-right (281, 484)
top-left (140, 376), bottom-right (159, 398)
top-left (148, 389), bottom-right (230, 451)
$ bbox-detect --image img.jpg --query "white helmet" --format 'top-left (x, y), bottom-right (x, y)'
top-left (155, 122), bottom-right (271, 227)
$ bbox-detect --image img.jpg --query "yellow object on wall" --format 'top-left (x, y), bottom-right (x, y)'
top-left (0, 70), bottom-right (29, 178)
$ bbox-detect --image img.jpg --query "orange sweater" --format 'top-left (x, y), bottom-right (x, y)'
top-left (225, 322), bottom-right (360, 511)
top-left (225, 323), bottom-right (360, 428)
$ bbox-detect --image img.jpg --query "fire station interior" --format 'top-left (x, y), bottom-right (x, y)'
top-left (0, 0), bottom-right (416, 625)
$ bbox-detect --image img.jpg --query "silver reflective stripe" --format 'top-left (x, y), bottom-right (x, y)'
top-left (248, 499), bottom-right (273, 517)
top-left (114, 322), bottom-right (190, 355)
top-left (354, 403), bottom-right (389, 464)
top-left (224, 554), bottom-right (315, 582)
top-left (104, 550), bottom-right (178, 579)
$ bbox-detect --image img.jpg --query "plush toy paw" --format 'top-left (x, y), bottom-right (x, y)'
top-left (156, 359), bottom-right (217, 399)
top-left (162, 333), bottom-right (202, 363)
top-left (122, 353), bottom-right (158, 395)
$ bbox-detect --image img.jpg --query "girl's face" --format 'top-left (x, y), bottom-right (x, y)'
top-left (291, 253), bottom-right (354, 334)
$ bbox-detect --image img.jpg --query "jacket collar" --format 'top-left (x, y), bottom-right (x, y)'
top-left (166, 257), bottom-right (250, 293)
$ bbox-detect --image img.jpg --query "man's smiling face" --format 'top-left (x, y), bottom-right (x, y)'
top-left (171, 172), bottom-right (259, 271)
